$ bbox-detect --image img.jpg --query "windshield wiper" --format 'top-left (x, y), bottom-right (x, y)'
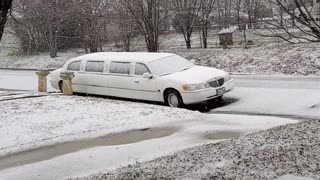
top-left (180, 68), bottom-right (190, 72)
top-left (159, 73), bottom-right (173, 77)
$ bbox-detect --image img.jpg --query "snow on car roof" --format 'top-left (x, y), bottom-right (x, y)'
top-left (72, 52), bottom-right (176, 63)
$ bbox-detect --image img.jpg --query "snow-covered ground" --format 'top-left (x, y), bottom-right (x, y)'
top-left (1, 30), bottom-right (319, 76)
top-left (0, 92), bottom-right (297, 180)
top-left (1, 29), bottom-right (319, 179)
top-left (93, 120), bottom-right (320, 180)
top-left (0, 79), bottom-right (318, 179)
top-left (167, 43), bottom-right (320, 76)
top-left (0, 95), bottom-right (198, 156)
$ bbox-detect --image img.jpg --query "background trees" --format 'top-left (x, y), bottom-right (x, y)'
top-left (119, 0), bottom-right (172, 52)
top-left (264, 0), bottom-right (320, 43)
top-left (200, 0), bottom-right (216, 48)
top-left (0, 0), bottom-right (13, 41)
top-left (3, 0), bottom-right (320, 56)
top-left (171, 0), bottom-right (202, 49)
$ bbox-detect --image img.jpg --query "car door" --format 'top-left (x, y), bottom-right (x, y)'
top-left (66, 60), bottom-right (85, 93)
top-left (80, 60), bottom-right (107, 95)
top-left (106, 61), bottom-right (135, 99)
top-left (132, 62), bottom-right (159, 101)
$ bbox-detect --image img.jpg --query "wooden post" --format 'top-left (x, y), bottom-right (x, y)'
top-left (60, 72), bottom-right (75, 96)
top-left (35, 70), bottom-right (50, 92)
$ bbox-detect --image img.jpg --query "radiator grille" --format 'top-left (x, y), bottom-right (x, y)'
top-left (208, 78), bottom-right (225, 88)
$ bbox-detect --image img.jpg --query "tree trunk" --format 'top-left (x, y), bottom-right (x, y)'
top-left (123, 33), bottom-right (131, 52)
top-left (202, 22), bottom-right (209, 49)
top-left (202, 30), bottom-right (208, 48)
top-left (0, 11), bottom-right (8, 42)
top-left (49, 24), bottom-right (57, 58)
top-left (0, 0), bottom-right (13, 42)
top-left (186, 37), bottom-right (191, 49)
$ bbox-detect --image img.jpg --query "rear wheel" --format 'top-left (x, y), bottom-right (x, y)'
top-left (165, 89), bottom-right (183, 108)
top-left (59, 81), bottom-right (63, 93)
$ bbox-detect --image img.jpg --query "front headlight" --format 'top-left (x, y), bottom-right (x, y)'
top-left (224, 74), bottom-right (232, 82)
top-left (183, 83), bottom-right (210, 91)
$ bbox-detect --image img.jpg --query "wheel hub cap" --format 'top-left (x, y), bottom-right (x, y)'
top-left (168, 94), bottom-right (179, 107)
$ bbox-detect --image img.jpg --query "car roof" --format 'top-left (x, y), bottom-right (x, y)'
top-left (71, 52), bottom-right (176, 63)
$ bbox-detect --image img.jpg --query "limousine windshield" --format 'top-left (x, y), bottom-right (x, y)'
top-left (148, 55), bottom-right (194, 76)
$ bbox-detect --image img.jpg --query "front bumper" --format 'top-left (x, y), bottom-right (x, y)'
top-left (181, 79), bottom-right (235, 105)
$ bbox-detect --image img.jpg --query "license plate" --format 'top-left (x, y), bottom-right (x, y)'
top-left (216, 87), bottom-right (225, 96)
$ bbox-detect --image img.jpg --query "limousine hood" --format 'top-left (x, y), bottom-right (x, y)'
top-left (161, 66), bottom-right (227, 84)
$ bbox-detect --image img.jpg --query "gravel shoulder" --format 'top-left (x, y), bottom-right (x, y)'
top-left (78, 120), bottom-right (320, 180)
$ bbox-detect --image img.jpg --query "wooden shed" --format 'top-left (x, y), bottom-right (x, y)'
top-left (218, 26), bottom-right (238, 46)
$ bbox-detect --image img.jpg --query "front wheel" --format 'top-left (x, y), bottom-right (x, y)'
top-left (165, 90), bottom-right (183, 108)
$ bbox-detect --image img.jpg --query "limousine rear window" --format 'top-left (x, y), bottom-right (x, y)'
top-left (67, 61), bottom-right (81, 71)
top-left (85, 61), bottom-right (104, 73)
top-left (110, 62), bottom-right (130, 74)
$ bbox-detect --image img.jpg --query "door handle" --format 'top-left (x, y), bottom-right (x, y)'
top-left (134, 79), bottom-right (140, 83)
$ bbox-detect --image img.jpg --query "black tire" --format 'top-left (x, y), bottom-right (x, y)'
top-left (59, 81), bottom-right (63, 93)
top-left (164, 89), bottom-right (183, 108)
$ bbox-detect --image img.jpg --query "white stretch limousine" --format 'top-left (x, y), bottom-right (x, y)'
top-left (50, 52), bottom-right (234, 107)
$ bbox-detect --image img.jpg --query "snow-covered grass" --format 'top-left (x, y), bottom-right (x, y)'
top-left (0, 94), bottom-right (199, 156)
top-left (0, 51), bottom-right (84, 69)
top-left (84, 120), bottom-right (320, 180)
top-left (1, 30), bottom-right (319, 76)
top-left (0, 100), bottom-right (297, 180)
top-left (167, 43), bottom-right (320, 76)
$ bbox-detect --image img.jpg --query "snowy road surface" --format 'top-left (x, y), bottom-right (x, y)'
top-left (0, 70), bottom-right (55, 91)
top-left (232, 74), bottom-right (320, 89)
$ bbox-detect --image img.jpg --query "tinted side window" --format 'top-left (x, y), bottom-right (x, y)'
top-left (67, 61), bottom-right (81, 71)
top-left (85, 61), bottom-right (104, 73)
top-left (135, 63), bottom-right (150, 75)
top-left (110, 62), bottom-right (130, 74)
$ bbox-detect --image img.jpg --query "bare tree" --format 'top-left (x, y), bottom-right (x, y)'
top-left (111, 1), bottom-right (140, 52)
top-left (243, 0), bottom-right (255, 28)
top-left (263, 0), bottom-right (320, 43)
top-left (171, 0), bottom-right (202, 49)
top-left (76, 0), bottom-right (110, 53)
top-left (200, 0), bottom-right (216, 48)
top-left (0, 0), bottom-right (13, 41)
top-left (235, 0), bottom-right (243, 26)
top-left (47, 0), bottom-right (58, 58)
top-left (120, 0), bottom-right (165, 52)
top-left (12, 0), bottom-right (76, 56)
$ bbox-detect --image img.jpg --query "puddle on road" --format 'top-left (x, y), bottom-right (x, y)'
top-left (0, 127), bottom-right (178, 171)
top-left (202, 131), bottom-right (244, 140)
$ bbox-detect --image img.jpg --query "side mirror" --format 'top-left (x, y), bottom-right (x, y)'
top-left (142, 73), bottom-right (153, 79)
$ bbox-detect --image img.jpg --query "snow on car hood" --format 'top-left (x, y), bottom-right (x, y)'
top-left (160, 66), bottom-right (227, 84)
